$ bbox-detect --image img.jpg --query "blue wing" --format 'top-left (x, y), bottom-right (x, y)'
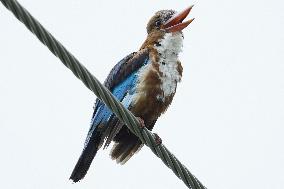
top-left (87, 69), bottom-right (139, 144)
top-left (88, 50), bottom-right (149, 143)
top-left (70, 49), bottom-right (150, 182)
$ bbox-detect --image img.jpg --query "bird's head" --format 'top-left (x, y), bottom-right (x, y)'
top-left (147, 5), bottom-right (194, 34)
top-left (141, 5), bottom-right (194, 50)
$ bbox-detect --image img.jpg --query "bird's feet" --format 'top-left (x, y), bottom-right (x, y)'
top-left (135, 117), bottom-right (162, 146)
top-left (153, 133), bottom-right (162, 146)
top-left (136, 117), bottom-right (145, 129)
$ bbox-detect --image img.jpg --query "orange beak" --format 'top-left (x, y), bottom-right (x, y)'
top-left (163, 5), bottom-right (194, 33)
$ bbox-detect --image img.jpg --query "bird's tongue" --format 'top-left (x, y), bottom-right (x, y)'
top-left (163, 5), bottom-right (194, 33)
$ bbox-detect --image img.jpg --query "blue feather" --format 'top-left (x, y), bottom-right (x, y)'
top-left (70, 48), bottom-right (152, 182)
top-left (90, 71), bottom-right (138, 128)
top-left (85, 52), bottom-right (150, 147)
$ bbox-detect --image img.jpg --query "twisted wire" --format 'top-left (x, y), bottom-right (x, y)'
top-left (0, 0), bottom-right (206, 188)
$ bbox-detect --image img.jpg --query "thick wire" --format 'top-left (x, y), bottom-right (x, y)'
top-left (0, 0), bottom-right (206, 188)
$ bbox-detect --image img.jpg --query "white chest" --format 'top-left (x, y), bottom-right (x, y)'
top-left (155, 32), bottom-right (183, 99)
top-left (132, 33), bottom-right (183, 104)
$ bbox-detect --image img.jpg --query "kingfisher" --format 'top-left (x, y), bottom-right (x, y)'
top-left (70, 6), bottom-right (194, 182)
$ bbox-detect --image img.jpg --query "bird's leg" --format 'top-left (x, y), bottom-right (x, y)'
top-left (153, 133), bottom-right (162, 146)
top-left (136, 117), bottom-right (145, 129)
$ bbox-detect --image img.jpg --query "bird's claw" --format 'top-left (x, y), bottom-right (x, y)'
top-left (153, 133), bottom-right (162, 146)
top-left (136, 117), bottom-right (145, 129)
top-left (135, 117), bottom-right (161, 146)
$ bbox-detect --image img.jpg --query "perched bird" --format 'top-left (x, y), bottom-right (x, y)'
top-left (70, 6), bottom-right (194, 182)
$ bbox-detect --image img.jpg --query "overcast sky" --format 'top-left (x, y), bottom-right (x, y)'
top-left (1, 0), bottom-right (284, 189)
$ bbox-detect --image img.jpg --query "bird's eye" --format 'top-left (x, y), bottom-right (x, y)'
top-left (155, 20), bottom-right (162, 27)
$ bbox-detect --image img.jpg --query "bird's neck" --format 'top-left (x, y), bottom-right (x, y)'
top-left (140, 32), bottom-right (184, 62)
top-left (154, 32), bottom-right (183, 60)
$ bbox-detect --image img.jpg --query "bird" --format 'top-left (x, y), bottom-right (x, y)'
top-left (70, 5), bottom-right (194, 182)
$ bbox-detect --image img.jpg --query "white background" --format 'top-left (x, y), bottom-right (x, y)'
top-left (0, 0), bottom-right (283, 188)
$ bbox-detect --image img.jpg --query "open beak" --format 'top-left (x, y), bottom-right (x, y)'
top-left (163, 5), bottom-right (194, 33)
